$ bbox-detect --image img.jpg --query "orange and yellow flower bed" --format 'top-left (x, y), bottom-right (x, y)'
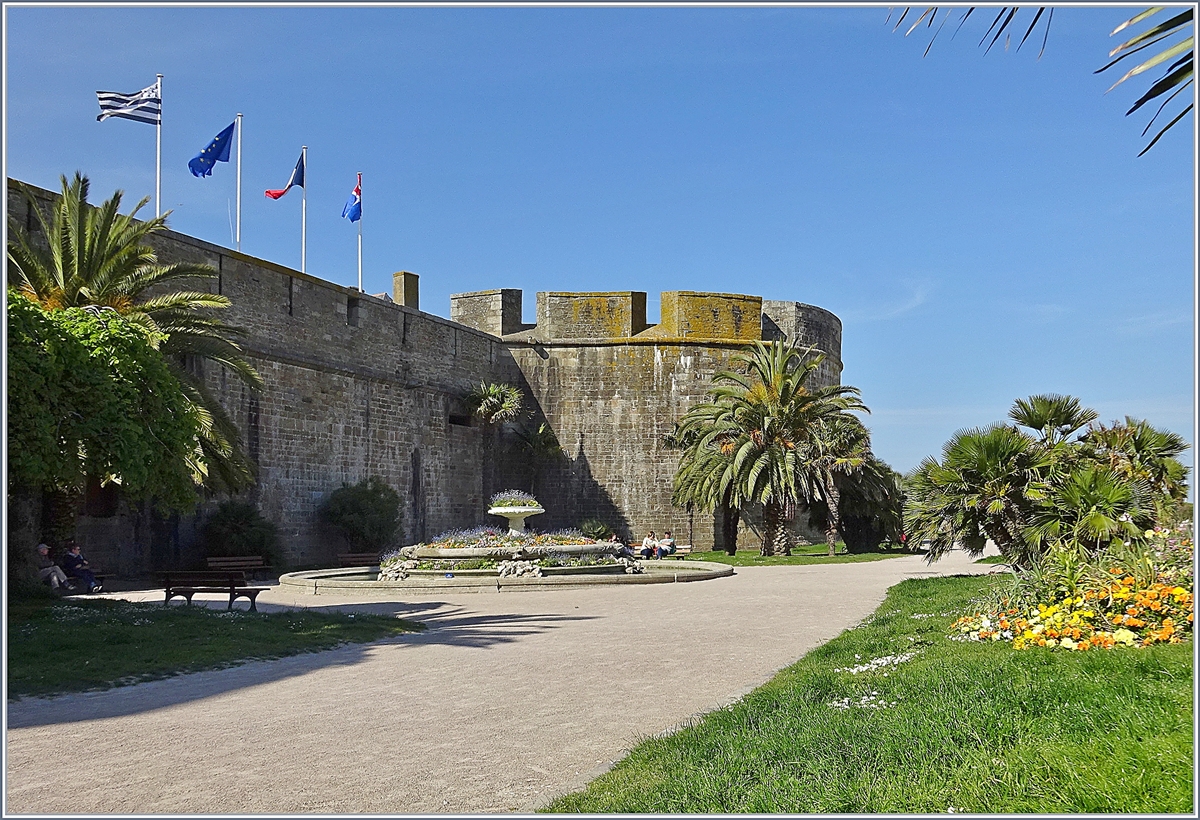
top-left (952, 525), bottom-right (1193, 651)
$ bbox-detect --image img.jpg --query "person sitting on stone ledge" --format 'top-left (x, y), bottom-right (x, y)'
top-left (35, 543), bottom-right (72, 593)
top-left (656, 530), bottom-right (677, 559)
top-left (639, 531), bottom-right (659, 559)
top-left (608, 532), bottom-right (634, 559)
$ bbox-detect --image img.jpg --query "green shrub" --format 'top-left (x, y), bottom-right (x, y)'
top-left (319, 477), bottom-right (402, 551)
top-left (200, 501), bottom-right (281, 565)
top-left (579, 519), bottom-right (614, 540)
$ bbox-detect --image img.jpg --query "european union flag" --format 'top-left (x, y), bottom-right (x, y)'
top-left (188, 121), bottom-right (236, 177)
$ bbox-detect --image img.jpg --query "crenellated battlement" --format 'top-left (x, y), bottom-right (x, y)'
top-left (450, 288), bottom-right (840, 358)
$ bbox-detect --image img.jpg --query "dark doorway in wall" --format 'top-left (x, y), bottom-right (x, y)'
top-left (410, 448), bottom-right (426, 544)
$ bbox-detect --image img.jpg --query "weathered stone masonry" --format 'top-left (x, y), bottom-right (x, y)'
top-left (455, 289), bottom-right (843, 550)
top-left (7, 179), bottom-right (842, 569)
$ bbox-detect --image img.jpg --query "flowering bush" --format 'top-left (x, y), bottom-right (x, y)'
top-left (951, 523), bottom-right (1193, 651)
top-left (488, 490), bottom-right (541, 508)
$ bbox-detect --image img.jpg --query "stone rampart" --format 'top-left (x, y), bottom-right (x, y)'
top-left (457, 289), bottom-right (843, 549)
top-left (8, 179), bottom-right (503, 571)
top-left (8, 177), bottom-right (844, 564)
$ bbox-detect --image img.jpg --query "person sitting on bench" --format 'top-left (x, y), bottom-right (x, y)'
top-left (60, 542), bottom-right (101, 593)
top-left (656, 530), bottom-right (677, 559)
top-left (35, 543), bottom-right (72, 592)
top-left (639, 531), bottom-right (659, 559)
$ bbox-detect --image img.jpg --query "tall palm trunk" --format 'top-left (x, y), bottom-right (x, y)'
top-left (720, 486), bottom-right (740, 555)
top-left (761, 500), bottom-right (793, 556)
top-left (824, 478), bottom-right (842, 557)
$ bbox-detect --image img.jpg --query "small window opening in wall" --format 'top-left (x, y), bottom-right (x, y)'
top-left (288, 276), bottom-right (294, 316)
top-left (448, 413), bottom-right (471, 427)
top-left (347, 296), bottom-right (360, 326)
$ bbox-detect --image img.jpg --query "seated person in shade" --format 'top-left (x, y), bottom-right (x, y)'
top-left (656, 530), bottom-right (677, 559)
top-left (59, 542), bottom-right (101, 593)
top-left (35, 543), bottom-right (71, 591)
top-left (608, 532), bottom-right (634, 558)
top-left (640, 531), bottom-right (659, 559)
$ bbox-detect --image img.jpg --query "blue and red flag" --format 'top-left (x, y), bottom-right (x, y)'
top-left (265, 151), bottom-right (305, 199)
top-left (342, 173), bottom-right (362, 222)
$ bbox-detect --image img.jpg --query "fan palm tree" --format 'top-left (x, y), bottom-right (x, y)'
top-left (1008, 394), bottom-right (1098, 446)
top-left (904, 423), bottom-right (1051, 568)
top-left (1026, 464), bottom-right (1153, 556)
top-left (7, 173), bottom-right (262, 492)
top-left (672, 340), bottom-right (867, 556)
top-left (1080, 416), bottom-right (1190, 521)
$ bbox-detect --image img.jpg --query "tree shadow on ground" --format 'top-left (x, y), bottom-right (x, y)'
top-left (6, 599), bottom-right (597, 727)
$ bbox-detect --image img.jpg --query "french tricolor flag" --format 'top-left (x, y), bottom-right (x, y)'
top-left (265, 151), bottom-right (305, 199)
top-left (342, 173), bottom-right (362, 222)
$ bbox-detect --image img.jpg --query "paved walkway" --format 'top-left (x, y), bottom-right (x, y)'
top-left (5, 550), bottom-right (997, 814)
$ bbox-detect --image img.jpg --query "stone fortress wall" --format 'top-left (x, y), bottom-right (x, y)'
top-left (451, 289), bottom-right (843, 549)
top-left (7, 179), bottom-right (842, 569)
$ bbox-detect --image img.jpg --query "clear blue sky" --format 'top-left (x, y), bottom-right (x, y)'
top-left (4, 4), bottom-right (1195, 479)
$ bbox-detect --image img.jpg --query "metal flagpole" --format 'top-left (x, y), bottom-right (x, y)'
top-left (301, 146), bottom-right (308, 273)
top-left (155, 74), bottom-right (163, 218)
top-left (235, 113), bottom-right (242, 251)
top-left (357, 172), bottom-right (363, 292)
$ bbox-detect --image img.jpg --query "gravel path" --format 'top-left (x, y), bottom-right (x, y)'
top-left (5, 550), bottom-right (996, 814)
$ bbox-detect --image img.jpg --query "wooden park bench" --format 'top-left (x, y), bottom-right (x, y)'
top-left (159, 571), bottom-right (268, 611)
top-left (206, 555), bottom-right (272, 579)
top-left (637, 544), bottom-right (693, 559)
top-left (337, 552), bottom-right (381, 567)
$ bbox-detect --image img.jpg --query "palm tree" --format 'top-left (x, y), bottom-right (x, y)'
top-left (465, 381), bottom-right (524, 425)
top-left (904, 424), bottom-right (1051, 568)
top-left (7, 173), bottom-right (262, 492)
top-left (1080, 417), bottom-right (1190, 522)
top-left (1026, 465), bottom-right (1153, 556)
top-left (892, 7), bottom-right (1194, 155)
top-left (671, 340), bottom-right (866, 556)
top-left (1008, 394), bottom-right (1098, 446)
top-left (794, 413), bottom-right (876, 556)
top-left (670, 419), bottom-right (743, 554)
top-left (829, 457), bottom-right (904, 553)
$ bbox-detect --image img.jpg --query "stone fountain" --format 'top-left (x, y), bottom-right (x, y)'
top-left (277, 492), bottom-right (734, 594)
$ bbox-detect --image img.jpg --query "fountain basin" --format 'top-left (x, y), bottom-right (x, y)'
top-left (404, 543), bottom-right (621, 560)
top-left (278, 559), bottom-right (734, 595)
top-left (487, 505), bottom-right (545, 535)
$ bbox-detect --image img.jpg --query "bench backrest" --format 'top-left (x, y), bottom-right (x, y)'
top-left (160, 571), bottom-right (249, 588)
top-left (206, 556), bottom-right (266, 569)
top-left (337, 552), bottom-right (381, 566)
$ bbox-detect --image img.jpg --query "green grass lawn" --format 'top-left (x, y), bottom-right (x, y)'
top-left (7, 596), bottom-right (423, 699)
top-left (680, 543), bottom-right (914, 567)
top-left (543, 574), bottom-right (1193, 813)
top-left (975, 555), bottom-right (1010, 565)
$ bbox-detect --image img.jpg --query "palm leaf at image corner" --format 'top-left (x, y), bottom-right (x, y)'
top-left (1096, 7), bottom-right (1195, 156)
top-left (889, 6), bottom-right (1194, 155)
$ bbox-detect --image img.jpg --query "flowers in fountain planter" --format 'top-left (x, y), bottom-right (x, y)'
top-left (488, 490), bottom-right (541, 508)
top-left (378, 527), bottom-right (597, 569)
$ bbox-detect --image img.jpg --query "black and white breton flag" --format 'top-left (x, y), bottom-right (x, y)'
top-left (96, 81), bottom-right (161, 125)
